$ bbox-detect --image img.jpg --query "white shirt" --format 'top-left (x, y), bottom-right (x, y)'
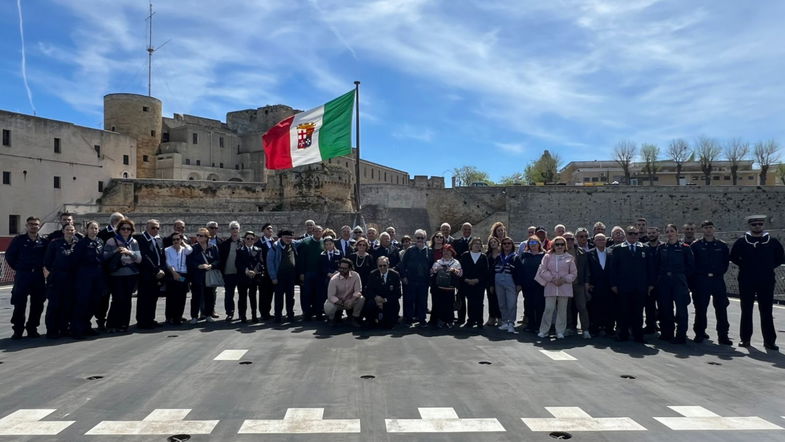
top-left (165, 244), bottom-right (193, 273)
top-left (596, 248), bottom-right (607, 270)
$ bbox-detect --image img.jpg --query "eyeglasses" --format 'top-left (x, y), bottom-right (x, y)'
top-left (338, 267), bottom-right (350, 271)
top-left (553, 243), bottom-right (566, 247)
top-left (502, 242), bottom-right (513, 245)
top-left (527, 241), bottom-right (538, 245)
top-left (353, 231), bottom-right (362, 234)
top-left (244, 237), bottom-right (255, 240)
top-left (750, 222), bottom-right (764, 227)
top-left (119, 227), bottom-right (132, 231)
top-left (415, 237), bottom-right (425, 240)
top-left (208, 226), bottom-right (217, 229)
top-left (627, 232), bottom-right (639, 235)
top-left (150, 226), bottom-right (160, 230)
top-left (196, 234), bottom-right (206, 237)
top-left (378, 264), bottom-right (388, 267)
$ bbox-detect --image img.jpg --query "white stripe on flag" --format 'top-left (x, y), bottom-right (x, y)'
top-left (289, 105), bottom-right (325, 168)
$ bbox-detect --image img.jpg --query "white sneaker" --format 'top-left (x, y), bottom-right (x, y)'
top-left (537, 332), bottom-right (546, 338)
top-left (556, 333), bottom-right (565, 339)
top-left (189, 318), bottom-right (198, 324)
top-left (583, 331), bottom-right (591, 339)
top-left (206, 316), bottom-right (215, 323)
top-left (507, 323), bottom-right (519, 334)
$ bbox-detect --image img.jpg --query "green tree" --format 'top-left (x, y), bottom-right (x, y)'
top-left (498, 172), bottom-right (526, 185)
top-left (524, 150), bottom-right (561, 184)
top-left (640, 143), bottom-right (659, 186)
top-left (451, 165), bottom-right (492, 187)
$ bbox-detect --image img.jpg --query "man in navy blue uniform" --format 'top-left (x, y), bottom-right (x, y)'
top-left (134, 219), bottom-right (167, 329)
top-left (609, 226), bottom-right (654, 343)
top-left (730, 215), bottom-right (784, 350)
top-left (46, 212), bottom-right (84, 242)
top-left (654, 224), bottom-right (695, 344)
top-left (691, 221), bottom-right (732, 345)
top-left (6, 216), bottom-right (48, 339)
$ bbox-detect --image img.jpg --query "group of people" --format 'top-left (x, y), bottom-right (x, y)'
top-left (5, 212), bottom-right (783, 351)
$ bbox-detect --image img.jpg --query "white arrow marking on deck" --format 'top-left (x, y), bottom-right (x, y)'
top-left (239, 408), bottom-right (360, 434)
top-left (385, 407), bottom-right (505, 433)
top-left (539, 350), bottom-right (577, 361)
top-left (85, 409), bottom-right (218, 435)
top-left (213, 349), bottom-right (248, 360)
top-left (0, 409), bottom-right (75, 435)
top-left (654, 406), bottom-right (783, 430)
top-left (522, 407), bottom-right (646, 432)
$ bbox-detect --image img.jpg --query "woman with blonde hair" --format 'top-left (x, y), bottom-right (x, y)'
top-left (535, 236), bottom-right (577, 339)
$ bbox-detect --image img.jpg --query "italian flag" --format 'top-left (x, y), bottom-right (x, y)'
top-left (263, 90), bottom-right (355, 170)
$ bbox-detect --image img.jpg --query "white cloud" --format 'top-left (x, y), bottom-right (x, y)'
top-left (495, 142), bottom-right (525, 154)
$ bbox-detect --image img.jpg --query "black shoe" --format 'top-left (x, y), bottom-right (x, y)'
top-left (634, 337), bottom-right (647, 344)
top-left (46, 332), bottom-right (60, 339)
top-left (211, 313), bottom-right (220, 318)
top-left (303, 315), bottom-right (312, 322)
top-left (240, 318), bottom-right (248, 324)
top-left (273, 316), bottom-right (282, 323)
top-left (718, 336), bottom-right (733, 345)
top-left (351, 318), bottom-right (362, 327)
top-left (764, 343), bottom-right (779, 351)
top-left (658, 334), bottom-right (673, 341)
top-left (642, 326), bottom-right (658, 334)
top-left (702, 332), bottom-right (710, 339)
top-left (671, 336), bottom-right (687, 344)
top-left (225, 315), bottom-right (234, 322)
top-left (71, 333), bottom-right (85, 340)
top-left (739, 341), bottom-right (751, 347)
top-left (27, 329), bottom-right (41, 338)
top-left (615, 335), bottom-right (629, 342)
top-left (96, 325), bottom-right (107, 333)
top-left (251, 317), bottom-right (259, 323)
top-left (287, 315), bottom-right (296, 322)
top-left (11, 331), bottom-right (23, 340)
top-left (693, 335), bottom-right (704, 343)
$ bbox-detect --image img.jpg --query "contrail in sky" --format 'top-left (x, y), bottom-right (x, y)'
top-left (17, 0), bottom-right (36, 115)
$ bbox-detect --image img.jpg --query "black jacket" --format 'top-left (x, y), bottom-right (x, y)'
top-left (609, 242), bottom-right (654, 292)
top-left (730, 233), bottom-right (785, 282)
top-left (134, 233), bottom-right (167, 278)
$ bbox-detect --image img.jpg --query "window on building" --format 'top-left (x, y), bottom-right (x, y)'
top-left (363, 168), bottom-right (367, 178)
top-left (583, 177), bottom-right (591, 182)
top-left (111, 126), bottom-right (116, 132)
top-left (123, 172), bottom-right (128, 178)
top-left (713, 176), bottom-right (720, 181)
top-left (94, 145), bottom-right (101, 157)
top-left (123, 155), bottom-right (129, 165)
top-left (220, 163), bottom-right (224, 168)
top-left (384, 172), bottom-right (388, 182)
top-left (162, 132), bottom-right (169, 142)
top-left (212, 163), bottom-right (215, 167)
top-left (2, 129), bottom-right (10, 146)
top-left (9, 214), bottom-right (20, 235)
top-left (591, 177), bottom-right (599, 182)
top-left (2, 171), bottom-right (10, 185)
top-left (196, 160), bottom-right (201, 166)
top-left (235, 164), bottom-right (239, 170)
top-left (142, 106), bottom-right (149, 112)
top-left (654, 176), bottom-right (659, 181)
top-left (371, 169), bottom-right (374, 179)
top-left (219, 137), bottom-right (224, 148)
top-left (185, 159), bottom-right (191, 165)
top-left (53, 176), bottom-right (61, 189)
top-left (192, 133), bottom-right (198, 144)
top-left (143, 155), bottom-right (149, 162)
top-left (98, 181), bottom-right (104, 192)
top-left (54, 138), bottom-right (61, 153)
top-left (724, 176), bottom-right (731, 180)
top-left (151, 130), bottom-right (156, 137)
top-left (749, 175), bottom-right (754, 180)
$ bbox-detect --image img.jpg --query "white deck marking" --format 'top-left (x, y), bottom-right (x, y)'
top-left (654, 406), bottom-right (783, 430)
top-left (522, 407), bottom-right (646, 432)
top-left (0, 409), bottom-right (75, 436)
top-left (539, 350), bottom-right (577, 361)
top-left (239, 408), bottom-right (360, 433)
top-left (385, 407), bottom-right (505, 433)
top-left (213, 349), bottom-right (248, 360)
top-left (85, 409), bottom-right (218, 435)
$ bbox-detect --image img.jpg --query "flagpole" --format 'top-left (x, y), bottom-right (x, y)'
top-left (353, 81), bottom-right (362, 215)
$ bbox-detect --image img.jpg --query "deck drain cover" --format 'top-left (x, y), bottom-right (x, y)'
top-left (167, 335), bottom-right (178, 338)
top-left (360, 375), bottom-right (376, 380)
top-left (707, 361), bottom-right (722, 366)
top-left (86, 375), bottom-right (104, 381)
top-left (168, 435), bottom-right (191, 442)
top-left (620, 374), bottom-right (636, 379)
top-left (478, 361), bottom-right (492, 365)
top-left (238, 361), bottom-right (253, 365)
top-left (549, 431), bottom-right (572, 439)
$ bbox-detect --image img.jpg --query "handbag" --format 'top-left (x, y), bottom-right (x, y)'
top-left (202, 250), bottom-right (224, 287)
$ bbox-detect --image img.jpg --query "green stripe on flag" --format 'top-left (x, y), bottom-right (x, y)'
top-left (318, 89), bottom-right (355, 160)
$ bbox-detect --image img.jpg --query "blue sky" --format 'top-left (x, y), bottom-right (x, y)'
top-left (2, 0), bottom-right (785, 182)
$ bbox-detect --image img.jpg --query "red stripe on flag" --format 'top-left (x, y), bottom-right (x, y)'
top-left (263, 115), bottom-right (295, 169)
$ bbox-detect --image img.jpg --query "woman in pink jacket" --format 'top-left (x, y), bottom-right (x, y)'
top-left (534, 236), bottom-right (577, 339)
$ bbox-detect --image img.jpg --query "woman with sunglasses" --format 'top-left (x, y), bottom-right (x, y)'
top-left (164, 232), bottom-right (193, 325)
top-left (430, 232), bottom-right (446, 262)
top-left (459, 237), bottom-right (488, 328)
top-left (102, 218), bottom-right (142, 333)
top-left (513, 236), bottom-right (546, 333)
top-left (494, 237), bottom-right (519, 333)
top-left (535, 236), bottom-right (577, 339)
top-left (187, 227), bottom-right (221, 324)
top-left (484, 237), bottom-right (503, 327)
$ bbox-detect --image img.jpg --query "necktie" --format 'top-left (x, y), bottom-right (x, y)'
top-left (630, 244), bottom-right (635, 254)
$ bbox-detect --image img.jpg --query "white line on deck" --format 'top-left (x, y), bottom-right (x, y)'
top-left (213, 349), bottom-right (248, 361)
top-left (654, 406), bottom-right (783, 431)
top-left (385, 407), bottom-right (505, 433)
top-left (85, 408), bottom-right (218, 435)
top-left (0, 409), bottom-right (75, 436)
top-left (522, 407), bottom-right (647, 432)
top-left (539, 350), bottom-right (577, 361)
top-left (239, 408), bottom-right (360, 433)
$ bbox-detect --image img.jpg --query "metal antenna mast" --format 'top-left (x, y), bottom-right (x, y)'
top-left (146, 2), bottom-right (155, 96)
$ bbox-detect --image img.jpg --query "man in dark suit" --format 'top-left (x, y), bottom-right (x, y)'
top-left (163, 219), bottom-right (191, 247)
top-left (97, 212), bottom-right (124, 243)
top-left (586, 233), bottom-right (613, 336)
top-left (364, 256), bottom-right (402, 328)
top-left (337, 225), bottom-right (355, 257)
top-left (609, 226), bottom-right (654, 343)
top-left (254, 223), bottom-right (276, 319)
top-left (134, 219), bottom-right (167, 329)
top-left (452, 223), bottom-right (473, 257)
top-left (372, 232), bottom-right (400, 269)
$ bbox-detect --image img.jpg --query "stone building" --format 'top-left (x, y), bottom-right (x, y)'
top-left (560, 159), bottom-right (779, 186)
top-left (0, 110), bottom-right (136, 236)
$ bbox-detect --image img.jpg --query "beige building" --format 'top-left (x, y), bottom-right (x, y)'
top-left (1, 110), bottom-right (136, 235)
top-left (560, 159), bottom-right (778, 186)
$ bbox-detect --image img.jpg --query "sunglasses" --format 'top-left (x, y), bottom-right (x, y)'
top-left (527, 241), bottom-right (539, 245)
top-left (338, 267), bottom-right (350, 271)
top-left (208, 226), bottom-right (217, 229)
top-left (553, 243), bottom-right (566, 247)
top-left (378, 264), bottom-right (388, 267)
top-left (415, 237), bottom-right (425, 240)
top-left (196, 234), bottom-right (206, 237)
top-left (119, 227), bottom-right (132, 231)
top-left (627, 232), bottom-right (639, 235)
top-left (502, 242), bottom-right (513, 245)
top-left (750, 222), bottom-right (764, 227)
top-left (172, 238), bottom-right (181, 241)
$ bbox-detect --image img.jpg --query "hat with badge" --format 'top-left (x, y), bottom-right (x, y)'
top-left (746, 215), bottom-right (766, 224)
top-left (700, 220), bottom-right (714, 228)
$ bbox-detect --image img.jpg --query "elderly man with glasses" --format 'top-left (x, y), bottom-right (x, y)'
top-left (134, 219), bottom-right (167, 329)
top-left (400, 229), bottom-right (432, 327)
top-left (609, 226), bottom-right (655, 343)
top-left (365, 256), bottom-right (402, 328)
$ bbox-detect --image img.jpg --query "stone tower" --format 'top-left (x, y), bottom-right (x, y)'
top-left (104, 93), bottom-right (163, 179)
